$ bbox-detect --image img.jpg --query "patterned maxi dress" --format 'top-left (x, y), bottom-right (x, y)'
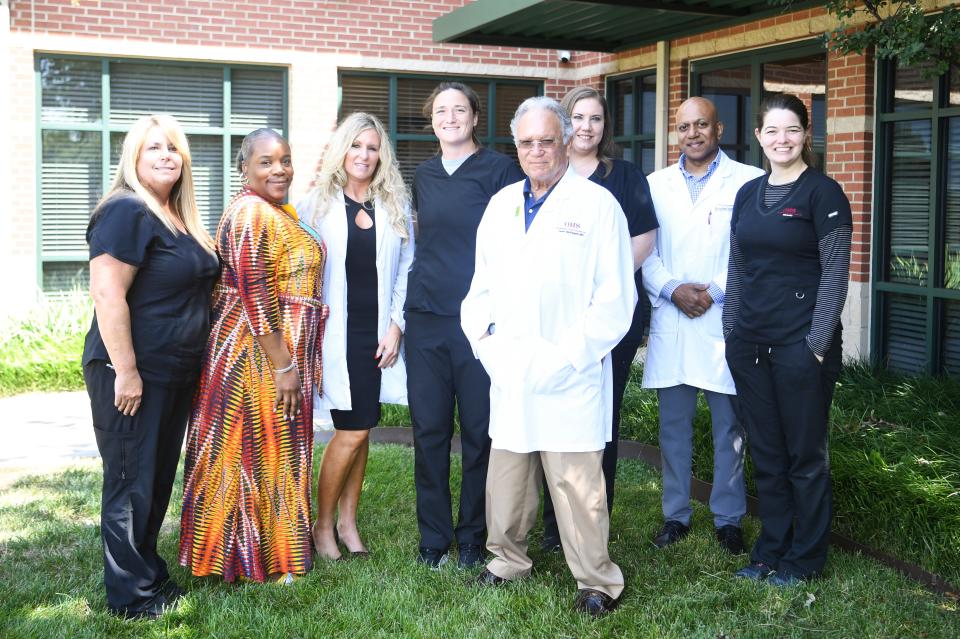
top-left (179, 188), bottom-right (328, 582)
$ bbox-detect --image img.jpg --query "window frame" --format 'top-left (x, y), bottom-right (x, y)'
top-left (337, 70), bottom-right (542, 159)
top-left (34, 53), bottom-right (288, 290)
top-left (605, 69), bottom-right (657, 173)
top-left (871, 60), bottom-right (960, 374)
top-left (689, 39), bottom-right (828, 168)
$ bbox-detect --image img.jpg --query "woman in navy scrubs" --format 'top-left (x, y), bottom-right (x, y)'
top-left (406, 82), bottom-right (523, 569)
top-left (83, 114), bottom-right (218, 618)
top-left (539, 86), bottom-right (659, 550)
top-left (723, 94), bottom-right (851, 586)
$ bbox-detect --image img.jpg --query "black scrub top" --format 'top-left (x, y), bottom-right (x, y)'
top-left (729, 168), bottom-right (852, 348)
top-left (82, 193), bottom-right (220, 387)
top-left (405, 148), bottom-right (523, 317)
top-left (590, 158), bottom-right (659, 343)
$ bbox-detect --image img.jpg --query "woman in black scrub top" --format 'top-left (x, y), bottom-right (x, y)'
top-left (406, 82), bottom-right (524, 569)
top-left (723, 94), bottom-right (851, 586)
top-left (538, 86), bottom-right (659, 550)
top-left (299, 112), bottom-right (414, 560)
top-left (82, 114), bottom-right (218, 619)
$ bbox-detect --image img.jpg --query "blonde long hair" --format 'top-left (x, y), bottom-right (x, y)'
top-left (95, 114), bottom-right (215, 254)
top-left (307, 112), bottom-right (410, 241)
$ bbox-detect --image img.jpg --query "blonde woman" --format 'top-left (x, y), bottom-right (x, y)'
top-left (82, 114), bottom-right (218, 619)
top-left (299, 112), bottom-right (414, 560)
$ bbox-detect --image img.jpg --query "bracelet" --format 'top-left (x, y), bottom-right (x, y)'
top-left (274, 361), bottom-right (297, 374)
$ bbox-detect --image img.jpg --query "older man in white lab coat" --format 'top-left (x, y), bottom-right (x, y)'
top-left (460, 97), bottom-right (635, 618)
top-left (642, 97), bottom-right (764, 554)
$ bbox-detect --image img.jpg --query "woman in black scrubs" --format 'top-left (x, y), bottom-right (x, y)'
top-left (406, 82), bottom-right (523, 568)
top-left (83, 114), bottom-right (218, 618)
top-left (300, 112), bottom-right (414, 560)
top-left (723, 93), bottom-right (852, 586)
top-left (539, 86), bottom-right (659, 550)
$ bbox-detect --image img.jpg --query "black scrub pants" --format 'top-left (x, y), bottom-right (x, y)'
top-left (724, 333), bottom-right (842, 579)
top-left (84, 361), bottom-right (193, 613)
top-left (406, 311), bottom-right (492, 552)
top-left (541, 337), bottom-right (639, 541)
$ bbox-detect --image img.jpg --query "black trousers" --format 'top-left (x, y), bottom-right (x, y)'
top-left (84, 361), bottom-right (193, 612)
top-left (725, 333), bottom-right (842, 578)
top-left (541, 338), bottom-right (640, 540)
top-left (406, 311), bottom-right (492, 550)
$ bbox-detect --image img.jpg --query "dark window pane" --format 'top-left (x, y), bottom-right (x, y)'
top-left (110, 63), bottom-right (223, 128)
top-left (41, 130), bottom-right (102, 258)
top-left (640, 145), bottom-right (656, 175)
top-left (893, 62), bottom-right (934, 112)
top-left (946, 118), bottom-right (960, 290)
top-left (621, 145), bottom-right (634, 163)
top-left (42, 262), bottom-right (89, 293)
top-left (340, 75), bottom-right (390, 126)
top-left (395, 140), bottom-right (436, 184)
top-left (40, 57), bottom-right (101, 124)
top-left (883, 294), bottom-right (928, 374)
top-left (640, 75), bottom-right (656, 135)
top-left (493, 83), bottom-right (537, 138)
top-left (396, 78), bottom-right (438, 135)
top-left (701, 65), bottom-right (751, 160)
top-left (189, 136), bottom-right (225, 235)
top-left (612, 78), bottom-right (634, 137)
top-left (886, 120), bottom-right (931, 286)
top-left (230, 136), bottom-right (244, 199)
top-left (950, 64), bottom-right (960, 107)
top-left (232, 68), bottom-right (285, 131)
top-left (943, 301), bottom-right (960, 375)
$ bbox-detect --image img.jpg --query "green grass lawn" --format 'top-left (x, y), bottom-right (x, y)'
top-left (1, 444), bottom-right (957, 638)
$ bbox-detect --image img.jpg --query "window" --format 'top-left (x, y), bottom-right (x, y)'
top-left (691, 41), bottom-right (827, 168)
top-left (873, 61), bottom-right (960, 374)
top-left (606, 72), bottom-right (657, 174)
top-left (37, 56), bottom-right (287, 292)
top-left (339, 73), bottom-right (541, 182)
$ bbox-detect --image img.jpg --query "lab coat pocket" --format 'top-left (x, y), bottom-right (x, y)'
top-left (649, 302), bottom-right (680, 335)
top-left (528, 338), bottom-right (576, 394)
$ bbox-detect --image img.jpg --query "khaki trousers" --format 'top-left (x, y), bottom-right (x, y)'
top-left (485, 447), bottom-right (624, 599)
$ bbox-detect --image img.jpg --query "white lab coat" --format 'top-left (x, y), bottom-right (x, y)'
top-left (641, 152), bottom-right (764, 393)
top-left (461, 169), bottom-right (635, 453)
top-left (298, 189), bottom-right (415, 410)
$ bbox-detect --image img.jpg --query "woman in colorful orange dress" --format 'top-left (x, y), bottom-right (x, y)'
top-left (179, 128), bottom-right (328, 584)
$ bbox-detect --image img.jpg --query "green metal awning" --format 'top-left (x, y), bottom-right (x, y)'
top-left (434, 0), bottom-right (821, 53)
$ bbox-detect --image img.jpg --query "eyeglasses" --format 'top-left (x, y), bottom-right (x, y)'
top-left (517, 138), bottom-right (558, 152)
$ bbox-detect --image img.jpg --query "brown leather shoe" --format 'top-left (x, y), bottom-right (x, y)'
top-left (573, 588), bottom-right (620, 617)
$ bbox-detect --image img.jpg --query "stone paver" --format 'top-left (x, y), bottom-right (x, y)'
top-left (0, 391), bottom-right (97, 469)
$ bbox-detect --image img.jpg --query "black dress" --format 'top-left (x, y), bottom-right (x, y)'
top-left (330, 195), bottom-right (382, 429)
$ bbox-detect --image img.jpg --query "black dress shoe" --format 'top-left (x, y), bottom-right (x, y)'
top-left (540, 535), bottom-right (563, 553)
top-left (735, 561), bottom-right (775, 581)
top-left (715, 525), bottom-right (746, 555)
top-left (457, 543), bottom-right (485, 569)
top-left (472, 568), bottom-right (508, 587)
top-left (573, 588), bottom-right (620, 618)
top-left (109, 592), bottom-right (172, 620)
top-left (416, 546), bottom-right (449, 570)
top-left (653, 520), bottom-right (690, 548)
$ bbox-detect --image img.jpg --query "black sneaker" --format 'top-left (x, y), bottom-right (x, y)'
top-left (652, 520), bottom-right (690, 548)
top-left (457, 543), bottom-right (484, 569)
top-left (416, 546), bottom-right (449, 570)
top-left (715, 525), bottom-right (746, 555)
top-left (541, 534), bottom-right (563, 553)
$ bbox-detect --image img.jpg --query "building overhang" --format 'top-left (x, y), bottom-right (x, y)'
top-left (434, 0), bottom-right (822, 53)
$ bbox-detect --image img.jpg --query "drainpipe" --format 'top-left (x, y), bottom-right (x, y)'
top-left (654, 40), bottom-right (670, 171)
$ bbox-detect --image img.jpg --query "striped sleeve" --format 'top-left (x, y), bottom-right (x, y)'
top-left (806, 225), bottom-right (852, 356)
top-left (722, 232), bottom-right (744, 339)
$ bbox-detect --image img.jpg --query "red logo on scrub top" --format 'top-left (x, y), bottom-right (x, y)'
top-left (780, 208), bottom-right (800, 217)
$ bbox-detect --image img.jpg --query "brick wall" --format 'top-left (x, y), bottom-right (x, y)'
top-left (11, 0), bottom-right (567, 67)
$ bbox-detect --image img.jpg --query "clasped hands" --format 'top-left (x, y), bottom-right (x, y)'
top-left (671, 282), bottom-right (714, 319)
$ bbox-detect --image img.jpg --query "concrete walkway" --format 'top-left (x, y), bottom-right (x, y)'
top-left (0, 391), bottom-right (98, 470)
